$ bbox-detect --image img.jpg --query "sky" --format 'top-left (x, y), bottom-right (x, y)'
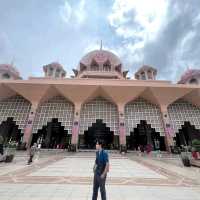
top-left (0, 0), bottom-right (200, 81)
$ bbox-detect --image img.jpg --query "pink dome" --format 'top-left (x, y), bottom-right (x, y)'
top-left (178, 69), bottom-right (200, 84)
top-left (0, 64), bottom-right (21, 79)
top-left (79, 50), bottom-right (122, 70)
top-left (0, 64), bottom-right (20, 76)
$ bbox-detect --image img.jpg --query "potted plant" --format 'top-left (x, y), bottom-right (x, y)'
top-left (4, 141), bottom-right (17, 163)
top-left (192, 139), bottom-right (200, 160)
top-left (180, 145), bottom-right (191, 167)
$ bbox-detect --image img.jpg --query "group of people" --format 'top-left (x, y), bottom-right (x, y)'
top-left (137, 141), bottom-right (161, 157)
top-left (137, 144), bottom-right (153, 155)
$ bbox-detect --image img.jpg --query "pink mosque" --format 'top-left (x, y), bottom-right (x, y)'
top-left (0, 49), bottom-right (199, 152)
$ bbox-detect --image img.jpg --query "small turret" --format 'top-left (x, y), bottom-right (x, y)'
top-left (178, 69), bottom-right (200, 85)
top-left (43, 62), bottom-right (66, 78)
top-left (135, 65), bottom-right (157, 80)
top-left (0, 64), bottom-right (21, 80)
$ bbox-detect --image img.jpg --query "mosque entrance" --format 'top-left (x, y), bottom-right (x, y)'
top-left (127, 120), bottom-right (166, 151)
top-left (32, 118), bottom-right (69, 148)
top-left (82, 119), bottom-right (114, 149)
top-left (0, 117), bottom-right (21, 144)
top-left (175, 121), bottom-right (200, 147)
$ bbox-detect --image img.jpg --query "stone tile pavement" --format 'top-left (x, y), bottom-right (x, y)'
top-left (0, 151), bottom-right (200, 200)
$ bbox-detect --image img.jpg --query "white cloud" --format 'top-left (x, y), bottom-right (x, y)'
top-left (75, 0), bottom-right (86, 25)
top-left (59, 0), bottom-right (86, 26)
top-left (108, 0), bottom-right (168, 44)
top-left (106, 0), bottom-right (169, 76)
top-left (59, 1), bottom-right (72, 23)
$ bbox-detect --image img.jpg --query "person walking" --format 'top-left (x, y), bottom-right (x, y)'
top-left (92, 140), bottom-right (109, 200)
top-left (27, 143), bottom-right (37, 165)
top-left (0, 135), bottom-right (4, 155)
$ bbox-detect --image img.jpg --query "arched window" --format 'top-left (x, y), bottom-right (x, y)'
top-left (48, 67), bottom-right (54, 76)
top-left (189, 78), bottom-right (198, 85)
top-left (135, 74), bottom-right (139, 80)
top-left (2, 73), bottom-right (10, 79)
top-left (147, 70), bottom-right (153, 79)
top-left (141, 71), bottom-right (146, 80)
top-left (103, 60), bottom-right (111, 71)
top-left (115, 64), bottom-right (122, 73)
top-left (55, 69), bottom-right (60, 78)
top-left (80, 63), bottom-right (87, 72)
top-left (90, 60), bottom-right (99, 71)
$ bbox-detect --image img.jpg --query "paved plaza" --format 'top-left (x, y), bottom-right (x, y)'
top-left (0, 151), bottom-right (200, 200)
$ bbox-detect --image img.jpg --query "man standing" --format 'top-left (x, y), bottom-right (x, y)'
top-left (27, 143), bottom-right (37, 165)
top-left (0, 135), bottom-right (4, 155)
top-left (92, 140), bottom-right (109, 200)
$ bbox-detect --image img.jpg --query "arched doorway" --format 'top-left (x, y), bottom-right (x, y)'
top-left (175, 121), bottom-right (200, 147)
top-left (125, 98), bottom-right (166, 150)
top-left (79, 97), bottom-right (119, 149)
top-left (0, 117), bottom-right (22, 144)
top-left (127, 120), bottom-right (166, 151)
top-left (32, 118), bottom-right (70, 149)
top-left (83, 119), bottom-right (114, 149)
top-left (32, 96), bottom-right (74, 141)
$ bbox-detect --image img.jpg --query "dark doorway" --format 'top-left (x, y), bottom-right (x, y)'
top-left (175, 121), bottom-right (200, 147)
top-left (0, 117), bottom-right (21, 144)
top-left (83, 119), bottom-right (114, 149)
top-left (32, 118), bottom-right (69, 149)
top-left (127, 120), bottom-right (166, 151)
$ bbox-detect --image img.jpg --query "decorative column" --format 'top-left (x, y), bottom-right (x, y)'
top-left (145, 71), bottom-right (147, 80)
top-left (70, 103), bottom-right (82, 152)
top-left (160, 105), bottom-right (175, 152)
top-left (23, 102), bottom-right (38, 148)
top-left (118, 103), bottom-right (127, 153)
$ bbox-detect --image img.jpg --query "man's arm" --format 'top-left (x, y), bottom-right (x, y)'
top-left (101, 152), bottom-right (109, 178)
top-left (93, 152), bottom-right (98, 173)
top-left (101, 162), bottom-right (109, 178)
top-left (93, 163), bottom-right (97, 173)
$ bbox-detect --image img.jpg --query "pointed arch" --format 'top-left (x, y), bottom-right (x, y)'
top-left (0, 95), bottom-right (31, 135)
top-left (90, 59), bottom-right (99, 71)
top-left (80, 96), bottom-right (119, 135)
top-left (32, 95), bottom-right (74, 135)
top-left (168, 99), bottom-right (200, 134)
top-left (103, 60), bottom-right (111, 71)
top-left (125, 97), bottom-right (164, 136)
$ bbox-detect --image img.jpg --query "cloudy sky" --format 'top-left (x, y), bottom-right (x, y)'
top-left (0, 0), bottom-right (200, 81)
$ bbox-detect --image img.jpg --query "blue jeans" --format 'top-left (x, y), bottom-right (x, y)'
top-left (92, 173), bottom-right (107, 200)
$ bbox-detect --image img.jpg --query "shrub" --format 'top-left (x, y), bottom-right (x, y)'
top-left (192, 139), bottom-right (200, 152)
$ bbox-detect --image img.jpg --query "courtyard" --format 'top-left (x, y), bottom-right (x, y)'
top-left (0, 151), bottom-right (200, 200)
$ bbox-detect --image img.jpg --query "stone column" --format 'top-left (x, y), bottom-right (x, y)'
top-left (118, 103), bottom-right (127, 153)
top-left (151, 70), bottom-right (154, 80)
top-left (160, 106), bottom-right (175, 152)
top-left (70, 103), bottom-right (82, 152)
top-left (23, 103), bottom-right (38, 148)
top-left (144, 70), bottom-right (148, 80)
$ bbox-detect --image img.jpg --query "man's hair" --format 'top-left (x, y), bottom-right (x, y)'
top-left (96, 140), bottom-right (104, 148)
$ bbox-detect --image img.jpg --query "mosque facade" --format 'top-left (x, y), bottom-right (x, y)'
top-left (0, 49), bottom-right (200, 152)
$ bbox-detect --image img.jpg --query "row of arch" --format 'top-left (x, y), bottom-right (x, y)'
top-left (0, 94), bottom-right (199, 149)
top-left (80, 60), bottom-right (122, 72)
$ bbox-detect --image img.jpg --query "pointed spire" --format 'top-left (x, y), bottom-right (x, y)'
top-left (100, 40), bottom-right (103, 50)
